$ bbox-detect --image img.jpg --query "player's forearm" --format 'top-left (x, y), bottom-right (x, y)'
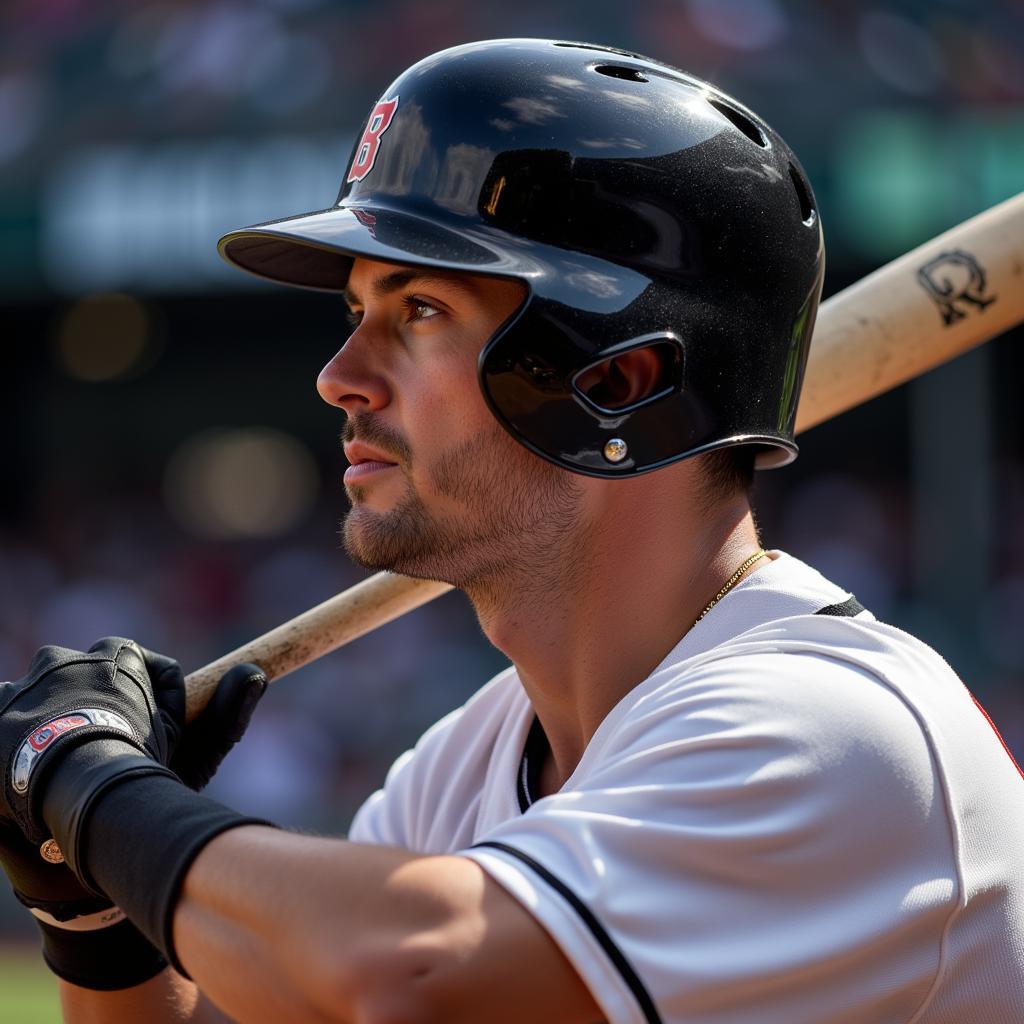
top-left (172, 825), bottom-right (480, 1024)
top-left (59, 969), bottom-right (230, 1023)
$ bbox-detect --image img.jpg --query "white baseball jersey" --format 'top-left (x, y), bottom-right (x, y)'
top-left (350, 552), bottom-right (1024, 1024)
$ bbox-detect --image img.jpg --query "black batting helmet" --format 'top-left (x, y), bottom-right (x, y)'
top-left (218, 38), bottom-right (824, 477)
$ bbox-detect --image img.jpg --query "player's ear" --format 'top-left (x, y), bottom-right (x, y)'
top-left (574, 344), bottom-right (672, 410)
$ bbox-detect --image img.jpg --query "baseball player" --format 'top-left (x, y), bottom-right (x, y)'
top-left (2, 39), bottom-right (1022, 1024)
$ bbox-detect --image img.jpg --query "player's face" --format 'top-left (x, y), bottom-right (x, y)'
top-left (318, 258), bottom-right (584, 587)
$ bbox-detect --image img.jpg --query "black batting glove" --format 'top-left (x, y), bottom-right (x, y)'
top-left (0, 640), bottom-right (268, 986)
top-left (0, 638), bottom-right (184, 850)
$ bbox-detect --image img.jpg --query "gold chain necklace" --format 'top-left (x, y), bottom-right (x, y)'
top-left (693, 549), bottom-right (767, 627)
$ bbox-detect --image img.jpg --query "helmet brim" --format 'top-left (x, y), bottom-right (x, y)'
top-left (218, 204), bottom-right (528, 292)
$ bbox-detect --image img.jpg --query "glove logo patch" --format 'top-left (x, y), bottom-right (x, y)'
top-left (28, 715), bottom-right (89, 752)
top-left (12, 709), bottom-right (134, 795)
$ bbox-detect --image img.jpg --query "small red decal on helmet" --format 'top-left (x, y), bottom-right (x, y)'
top-left (347, 96), bottom-right (400, 184)
top-left (351, 208), bottom-right (378, 237)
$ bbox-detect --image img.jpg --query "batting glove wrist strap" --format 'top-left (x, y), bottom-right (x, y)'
top-left (45, 742), bottom-right (271, 975)
top-left (42, 739), bottom-right (179, 892)
top-left (35, 915), bottom-right (168, 991)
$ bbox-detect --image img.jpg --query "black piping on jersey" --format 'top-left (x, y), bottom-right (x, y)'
top-left (472, 840), bottom-right (664, 1024)
top-left (500, 593), bottom-right (865, 1024)
top-left (815, 595), bottom-right (865, 618)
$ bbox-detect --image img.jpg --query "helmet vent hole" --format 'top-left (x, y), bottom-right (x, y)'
top-left (594, 64), bottom-right (648, 83)
top-left (788, 163), bottom-right (815, 224)
top-left (708, 98), bottom-right (767, 148)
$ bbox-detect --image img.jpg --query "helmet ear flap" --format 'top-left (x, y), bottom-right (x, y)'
top-left (574, 342), bottom-right (678, 414)
top-left (481, 311), bottom-right (699, 477)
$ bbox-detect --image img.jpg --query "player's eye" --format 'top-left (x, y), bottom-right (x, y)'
top-left (343, 296), bottom-right (440, 331)
top-left (402, 295), bottom-right (441, 322)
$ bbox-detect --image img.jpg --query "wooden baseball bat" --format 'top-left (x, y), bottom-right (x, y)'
top-left (184, 191), bottom-right (1024, 720)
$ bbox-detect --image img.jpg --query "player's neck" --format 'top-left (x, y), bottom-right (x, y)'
top-left (464, 471), bottom-right (763, 789)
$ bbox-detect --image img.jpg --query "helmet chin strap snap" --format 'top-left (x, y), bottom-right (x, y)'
top-left (603, 438), bottom-right (628, 463)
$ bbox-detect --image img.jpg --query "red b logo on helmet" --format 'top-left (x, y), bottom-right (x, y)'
top-left (347, 96), bottom-right (400, 184)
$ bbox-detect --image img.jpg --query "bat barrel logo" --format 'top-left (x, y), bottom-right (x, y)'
top-left (917, 249), bottom-right (996, 326)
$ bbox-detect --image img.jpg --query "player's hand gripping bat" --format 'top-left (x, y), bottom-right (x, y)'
top-left (184, 192), bottom-right (1024, 721)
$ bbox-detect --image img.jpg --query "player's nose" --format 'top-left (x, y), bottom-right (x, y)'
top-left (317, 329), bottom-right (390, 414)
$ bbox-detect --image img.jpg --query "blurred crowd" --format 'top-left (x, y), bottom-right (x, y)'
top-left (2, 0), bottom-right (1021, 168)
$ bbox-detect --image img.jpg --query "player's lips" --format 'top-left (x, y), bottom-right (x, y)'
top-left (343, 441), bottom-right (399, 484)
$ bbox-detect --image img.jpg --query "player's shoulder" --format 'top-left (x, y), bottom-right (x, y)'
top-left (682, 548), bottom-right (959, 696)
top-left (593, 552), bottom-right (965, 770)
top-left (607, 624), bottom-right (939, 763)
top-left (569, 616), bottom-right (958, 842)
top-left (705, 596), bottom-right (964, 725)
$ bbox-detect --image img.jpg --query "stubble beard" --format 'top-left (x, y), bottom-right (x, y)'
top-left (342, 420), bottom-right (584, 594)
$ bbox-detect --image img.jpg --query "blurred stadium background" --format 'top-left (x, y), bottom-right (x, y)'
top-left (1, 0), bottom-right (1022, 1011)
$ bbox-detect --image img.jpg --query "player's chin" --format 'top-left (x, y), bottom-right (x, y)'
top-left (340, 506), bottom-right (466, 583)
top-left (341, 505), bottom-right (381, 553)
top-left (341, 506), bottom-right (414, 571)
